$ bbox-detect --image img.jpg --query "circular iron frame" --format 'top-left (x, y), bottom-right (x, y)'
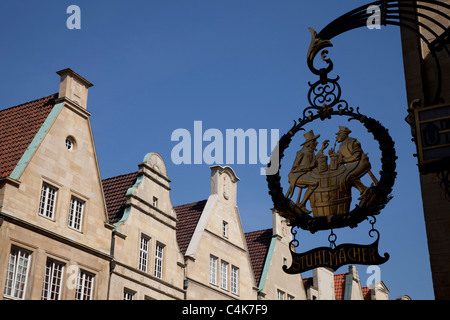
top-left (266, 103), bottom-right (397, 234)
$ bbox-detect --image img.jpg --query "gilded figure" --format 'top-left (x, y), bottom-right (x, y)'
top-left (286, 126), bottom-right (378, 217)
top-left (285, 130), bottom-right (329, 213)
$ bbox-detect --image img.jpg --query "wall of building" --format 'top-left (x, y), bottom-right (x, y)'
top-left (0, 75), bottom-right (112, 299)
top-left (110, 153), bottom-right (185, 300)
top-left (258, 211), bottom-right (307, 300)
top-left (400, 0), bottom-right (450, 299)
top-left (184, 166), bottom-right (258, 300)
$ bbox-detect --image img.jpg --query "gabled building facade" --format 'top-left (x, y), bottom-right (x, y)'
top-left (245, 210), bottom-right (307, 300)
top-left (303, 266), bottom-right (389, 300)
top-left (175, 166), bottom-right (257, 300)
top-left (102, 153), bottom-right (185, 300)
top-left (0, 69), bottom-right (112, 300)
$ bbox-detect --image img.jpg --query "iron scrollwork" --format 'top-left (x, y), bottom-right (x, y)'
top-left (266, 29), bottom-right (397, 234)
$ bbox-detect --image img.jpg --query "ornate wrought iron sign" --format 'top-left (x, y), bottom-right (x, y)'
top-left (267, 27), bottom-right (397, 274)
top-left (266, 0), bottom-right (450, 275)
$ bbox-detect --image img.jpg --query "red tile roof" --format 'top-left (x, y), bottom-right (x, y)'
top-left (302, 276), bottom-right (314, 288)
top-left (334, 273), bottom-right (347, 300)
top-left (174, 200), bottom-right (207, 255)
top-left (102, 172), bottom-right (138, 223)
top-left (0, 93), bottom-right (57, 178)
top-left (244, 228), bottom-right (272, 286)
top-left (302, 272), bottom-right (348, 300)
top-left (361, 286), bottom-right (372, 300)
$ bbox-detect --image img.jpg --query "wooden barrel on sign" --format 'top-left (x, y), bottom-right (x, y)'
top-left (307, 163), bottom-right (352, 217)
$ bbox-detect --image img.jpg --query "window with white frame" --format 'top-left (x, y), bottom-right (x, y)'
top-left (68, 196), bottom-right (84, 231)
top-left (138, 235), bottom-right (149, 272)
top-left (220, 260), bottom-right (229, 290)
top-left (39, 183), bottom-right (57, 220)
top-left (209, 255), bottom-right (218, 285)
top-left (152, 197), bottom-right (158, 208)
top-left (222, 221), bottom-right (228, 238)
top-left (41, 259), bottom-right (65, 300)
top-left (75, 269), bottom-right (94, 300)
top-left (287, 294), bottom-right (295, 300)
top-left (123, 289), bottom-right (134, 300)
top-left (154, 243), bottom-right (164, 279)
top-left (231, 265), bottom-right (239, 295)
top-left (3, 246), bottom-right (32, 300)
top-left (277, 289), bottom-right (285, 300)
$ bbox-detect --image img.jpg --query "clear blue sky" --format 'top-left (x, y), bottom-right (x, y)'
top-left (0, 0), bottom-right (434, 299)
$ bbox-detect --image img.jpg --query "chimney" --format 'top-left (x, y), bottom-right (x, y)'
top-left (56, 68), bottom-right (93, 109)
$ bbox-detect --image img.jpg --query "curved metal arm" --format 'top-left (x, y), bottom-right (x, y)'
top-left (307, 0), bottom-right (449, 104)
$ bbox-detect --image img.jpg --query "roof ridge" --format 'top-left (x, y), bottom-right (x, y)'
top-left (102, 171), bottom-right (138, 182)
top-left (173, 199), bottom-right (208, 209)
top-left (0, 93), bottom-right (58, 113)
top-left (244, 228), bottom-right (272, 236)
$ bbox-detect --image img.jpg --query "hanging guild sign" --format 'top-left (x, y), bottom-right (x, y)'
top-left (266, 28), bottom-right (396, 274)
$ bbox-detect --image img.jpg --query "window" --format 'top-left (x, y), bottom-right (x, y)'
top-left (75, 269), bottom-right (94, 300)
top-left (154, 244), bottom-right (164, 279)
top-left (277, 289), bottom-right (285, 300)
top-left (209, 255), bottom-right (218, 285)
top-left (3, 246), bottom-right (32, 299)
top-left (138, 235), bottom-right (149, 272)
top-left (231, 266), bottom-right (239, 295)
top-left (152, 197), bottom-right (158, 208)
top-left (39, 183), bottom-right (57, 219)
top-left (65, 137), bottom-right (74, 150)
top-left (222, 221), bottom-right (228, 238)
top-left (123, 289), bottom-right (134, 300)
top-left (68, 196), bottom-right (84, 231)
top-left (41, 259), bottom-right (64, 300)
top-left (282, 257), bottom-right (288, 267)
top-left (287, 294), bottom-right (295, 300)
top-left (220, 260), bottom-right (229, 290)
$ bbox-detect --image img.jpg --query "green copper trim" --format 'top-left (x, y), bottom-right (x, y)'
top-left (142, 152), bottom-right (151, 163)
top-left (113, 173), bottom-right (143, 227)
top-left (344, 273), bottom-right (353, 300)
top-left (9, 102), bottom-right (64, 181)
top-left (258, 236), bottom-right (277, 298)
